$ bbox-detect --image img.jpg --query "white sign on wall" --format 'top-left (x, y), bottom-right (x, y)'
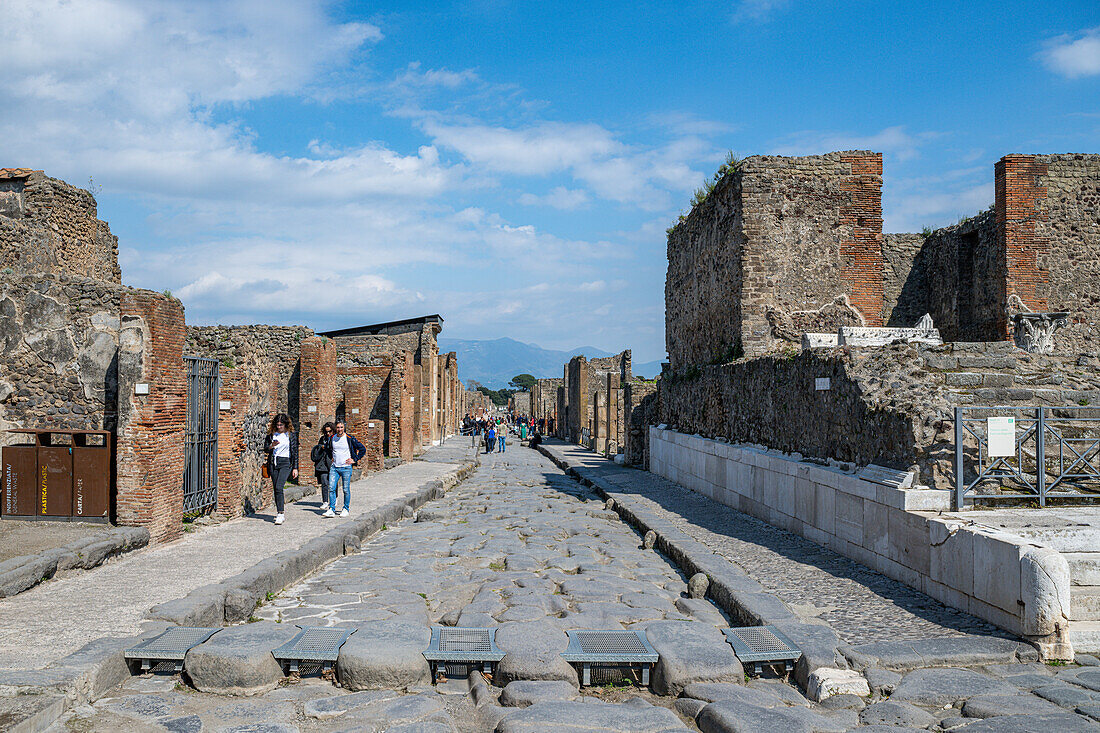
top-left (987, 416), bottom-right (1016, 457)
top-left (815, 378), bottom-right (831, 391)
top-left (351, 408), bottom-right (360, 414)
top-left (307, 405), bottom-right (317, 413)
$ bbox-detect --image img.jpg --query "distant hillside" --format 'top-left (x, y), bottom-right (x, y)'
top-left (633, 359), bottom-right (663, 379)
top-left (438, 337), bottom-right (614, 389)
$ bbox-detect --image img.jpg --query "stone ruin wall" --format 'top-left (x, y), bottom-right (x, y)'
top-left (666, 152), bottom-right (884, 367)
top-left (1032, 154), bottom-right (1100, 353)
top-left (0, 170), bottom-right (121, 283)
top-left (0, 274), bottom-right (131, 448)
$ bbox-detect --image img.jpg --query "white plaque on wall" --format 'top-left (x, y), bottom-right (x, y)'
top-left (351, 408), bottom-right (360, 414)
top-left (987, 417), bottom-right (1016, 457)
top-left (219, 400), bottom-right (231, 411)
top-left (815, 378), bottom-right (831, 391)
top-left (307, 405), bottom-right (317, 413)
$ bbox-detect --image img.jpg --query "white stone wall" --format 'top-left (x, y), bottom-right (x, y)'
top-left (648, 427), bottom-right (1072, 657)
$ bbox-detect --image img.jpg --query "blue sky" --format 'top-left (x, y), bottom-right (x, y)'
top-left (1, 1), bottom-right (1097, 363)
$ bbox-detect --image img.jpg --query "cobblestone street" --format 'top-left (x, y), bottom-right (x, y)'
top-left (47, 446), bottom-right (1100, 731)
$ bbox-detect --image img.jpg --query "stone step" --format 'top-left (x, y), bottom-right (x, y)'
top-left (1071, 586), bottom-right (1100, 622)
top-left (1069, 620), bottom-right (1100, 655)
top-left (940, 372), bottom-right (1016, 388)
top-left (1011, 525), bottom-right (1100, 553)
top-left (1065, 553), bottom-right (1100, 586)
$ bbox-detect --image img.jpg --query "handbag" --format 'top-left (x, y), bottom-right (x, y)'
top-left (262, 462), bottom-right (270, 479)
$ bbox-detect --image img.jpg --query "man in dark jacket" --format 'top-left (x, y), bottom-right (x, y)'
top-left (311, 423), bottom-right (335, 507)
top-left (323, 420), bottom-right (367, 518)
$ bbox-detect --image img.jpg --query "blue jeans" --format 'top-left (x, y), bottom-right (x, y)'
top-left (497, 436), bottom-right (506, 452)
top-left (328, 465), bottom-right (353, 512)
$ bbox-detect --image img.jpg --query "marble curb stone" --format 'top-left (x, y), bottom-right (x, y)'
top-left (889, 668), bottom-right (1017, 707)
top-left (184, 622), bottom-right (299, 696)
top-left (842, 636), bottom-right (1039, 672)
top-left (950, 712), bottom-right (1099, 732)
top-left (0, 693), bottom-right (69, 733)
top-left (0, 526), bottom-right (149, 599)
top-left (806, 667), bottom-right (870, 701)
top-left (335, 619), bottom-right (432, 691)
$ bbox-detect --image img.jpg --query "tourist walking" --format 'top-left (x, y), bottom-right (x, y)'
top-left (485, 423), bottom-right (496, 454)
top-left (323, 420), bottom-right (367, 518)
top-left (263, 413), bottom-right (298, 526)
top-left (497, 428), bottom-right (506, 453)
top-left (311, 422), bottom-right (335, 507)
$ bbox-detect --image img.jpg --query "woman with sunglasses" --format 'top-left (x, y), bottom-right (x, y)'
top-left (263, 413), bottom-right (298, 525)
top-left (311, 422), bottom-right (336, 509)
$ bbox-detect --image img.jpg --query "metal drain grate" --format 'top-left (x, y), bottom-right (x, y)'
top-left (722, 625), bottom-right (802, 675)
top-left (272, 626), bottom-right (355, 674)
top-left (124, 627), bottom-right (221, 673)
top-left (423, 627), bottom-right (505, 682)
top-left (560, 630), bottom-right (659, 686)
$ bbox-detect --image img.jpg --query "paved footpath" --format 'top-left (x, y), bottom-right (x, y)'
top-left (49, 447), bottom-right (1100, 731)
top-left (0, 442), bottom-right (474, 670)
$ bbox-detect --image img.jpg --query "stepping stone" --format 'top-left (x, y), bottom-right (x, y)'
top-left (184, 622), bottom-right (299, 696)
top-left (304, 690), bottom-right (403, 720)
top-left (500, 680), bottom-right (579, 707)
top-left (859, 700), bottom-right (936, 728)
top-left (494, 620), bottom-right (578, 687)
top-left (681, 682), bottom-right (785, 707)
top-left (336, 619), bottom-right (431, 690)
top-left (953, 712), bottom-right (1099, 731)
top-left (890, 667), bottom-right (1016, 707)
top-left (644, 621), bottom-right (743, 697)
top-left (335, 692), bottom-right (452, 729)
top-left (1032, 683), bottom-right (1097, 709)
top-left (494, 699), bottom-right (688, 732)
top-left (962, 693), bottom-right (1067, 718)
top-left (695, 701), bottom-right (843, 733)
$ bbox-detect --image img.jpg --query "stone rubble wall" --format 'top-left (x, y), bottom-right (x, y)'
top-left (666, 152), bottom-right (884, 366)
top-left (0, 274), bottom-right (125, 443)
top-left (0, 170), bottom-right (121, 283)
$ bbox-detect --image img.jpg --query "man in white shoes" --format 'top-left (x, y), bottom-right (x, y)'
top-left (322, 420), bottom-right (366, 518)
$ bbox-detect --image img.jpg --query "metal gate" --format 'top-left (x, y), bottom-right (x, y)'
top-left (183, 357), bottom-right (219, 515)
top-left (954, 405), bottom-right (1100, 508)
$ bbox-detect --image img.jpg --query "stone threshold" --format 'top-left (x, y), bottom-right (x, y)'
top-left (0, 454), bottom-right (478, 733)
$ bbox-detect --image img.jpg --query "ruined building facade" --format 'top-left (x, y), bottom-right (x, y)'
top-left (0, 169), bottom-right (464, 541)
top-left (666, 152), bottom-right (1100, 366)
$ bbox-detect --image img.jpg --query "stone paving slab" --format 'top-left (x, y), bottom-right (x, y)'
top-left (540, 440), bottom-right (1001, 646)
top-left (35, 447), bottom-right (1100, 732)
top-left (0, 442), bottom-right (475, 671)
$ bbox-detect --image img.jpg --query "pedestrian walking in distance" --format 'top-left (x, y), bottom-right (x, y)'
top-left (485, 423), bottom-right (496, 454)
top-left (324, 420), bottom-right (367, 518)
top-left (311, 422), bottom-right (335, 508)
top-left (263, 413), bottom-right (298, 526)
top-left (497, 428), bottom-right (506, 453)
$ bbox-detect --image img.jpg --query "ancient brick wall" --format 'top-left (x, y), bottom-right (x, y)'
top-left (920, 211), bottom-right (1002, 341)
top-left (882, 232), bottom-right (928, 326)
top-left (512, 391), bottom-right (531, 415)
top-left (566, 356), bottom-right (589, 444)
top-left (623, 380), bottom-right (659, 466)
top-left (115, 291), bottom-right (187, 542)
top-left (666, 152), bottom-right (884, 366)
top-left (0, 274), bottom-right (125, 443)
top-left (297, 337), bottom-right (339, 476)
top-left (0, 169), bottom-right (120, 283)
top-left (343, 379), bottom-right (384, 472)
top-left (216, 367), bottom-right (246, 519)
top-left (361, 420), bottom-right (384, 473)
top-left (397, 353), bottom-right (415, 458)
top-left (1033, 154), bottom-right (1100, 352)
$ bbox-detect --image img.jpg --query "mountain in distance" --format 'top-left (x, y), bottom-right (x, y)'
top-left (438, 336), bottom-right (662, 389)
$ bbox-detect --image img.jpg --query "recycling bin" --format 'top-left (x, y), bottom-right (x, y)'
top-left (1, 442), bottom-right (36, 517)
top-left (2, 430), bottom-right (112, 521)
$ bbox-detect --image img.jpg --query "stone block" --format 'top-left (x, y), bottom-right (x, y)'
top-left (806, 667), bottom-right (870, 701)
top-left (887, 508), bottom-right (930, 576)
top-left (644, 621), bottom-right (744, 697)
top-left (494, 620), bottom-right (577, 687)
top-left (335, 619), bottom-right (432, 691)
top-left (973, 529), bottom-right (1025, 614)
top-left (945, 372), bottom-right (983, 386)
top-left (929, 518), bottom-right (975, 596)
top-left (862, 500), bottom-right (890, 558)
top-left (1020, 547), bottom-right (1071, 640)
top-left (833, 492), bottom-right (863, 545)
top-left (184, 622), bottom-right (299, 696)
top-left (499, 680), bottom-right (578, 707)
top-left (813, 484), bottom-right (835, 535)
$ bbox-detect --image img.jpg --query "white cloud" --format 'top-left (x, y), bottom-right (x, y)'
top-left (771, 126), bottom-right (940, 162)
top-left (518, 186), bottom-right (590, 210)
top-left (732, 0), bottom-right (791, 23)
top-left (1042, 27), bottom-right (1100, 78)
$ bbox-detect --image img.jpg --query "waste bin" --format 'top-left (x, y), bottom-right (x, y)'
top-left (1, 440), bottom-right (36, 517)
top-left (2, 430), bottom-right (112, 521)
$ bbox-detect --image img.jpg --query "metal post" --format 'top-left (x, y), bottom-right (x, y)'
top-left (1037, 407), bottom-right (1046, 507)
top-left (954, 407), bottom-right (965, 510)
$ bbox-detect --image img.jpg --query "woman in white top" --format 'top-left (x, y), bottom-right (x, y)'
top-left (263, 413), bottom-right (298, 525)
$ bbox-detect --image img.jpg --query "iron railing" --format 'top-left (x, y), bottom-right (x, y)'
top-left (954, 405), bottom-right (1100, 508)
top-left (183, 357), bottom-right (219, 515)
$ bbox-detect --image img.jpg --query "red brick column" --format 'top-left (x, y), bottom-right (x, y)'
top-left (839, 152), bottom-right (885, 326)
top-left (361, 420), bottom-right (384, 473)
top-left (216, 366), bottom-right (245, 520)
top-left (996, 154), bottom-right (1050, 337)
top-left (115, 291), bottom-right (186, 543)
top-left (297, 336), bottom-right (339, 477)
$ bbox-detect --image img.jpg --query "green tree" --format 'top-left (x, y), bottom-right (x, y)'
top-left (509, 373), bottom-right (536, 391)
